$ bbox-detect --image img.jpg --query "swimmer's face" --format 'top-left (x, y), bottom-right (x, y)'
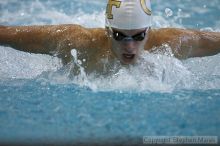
top-left (109, 27), bottom-right (149, 65)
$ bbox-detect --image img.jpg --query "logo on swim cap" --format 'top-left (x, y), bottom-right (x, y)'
top-left (140, 0), bottom-right (151, 15)
top-left (105, 0), bottom-right (152, 30)
top-left (106, 0), bottom-right (122, 19)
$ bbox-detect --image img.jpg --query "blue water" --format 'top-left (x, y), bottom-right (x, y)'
top-left (0, 0), bottom-right (220, 145)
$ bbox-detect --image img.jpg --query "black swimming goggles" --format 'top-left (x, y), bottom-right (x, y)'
top-left (110, 27), bottom-right (149, 42)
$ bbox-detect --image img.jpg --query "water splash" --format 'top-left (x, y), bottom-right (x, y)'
top-left (0, 0), bottom-right (220, 93)
top-left (43, 50), bottom-right (191, 93)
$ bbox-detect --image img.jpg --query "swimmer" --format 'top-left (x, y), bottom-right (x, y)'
top-left (0, 0), bottom-right (220, 73)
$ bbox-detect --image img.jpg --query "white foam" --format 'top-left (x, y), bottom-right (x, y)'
top-left (0, 46), bottom-right (62, 79)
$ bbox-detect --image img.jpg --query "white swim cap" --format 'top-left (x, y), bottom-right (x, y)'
top-left (105, 0), bottom-right (152, 30)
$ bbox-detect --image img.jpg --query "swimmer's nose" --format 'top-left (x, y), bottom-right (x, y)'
top-left (124, 47), bottom-right (135, 54)
top-left (122, 41), bottom-right (136, 53)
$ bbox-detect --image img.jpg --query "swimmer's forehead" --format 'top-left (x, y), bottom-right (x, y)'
top-left (109, 27), bottom-right (148, 35)
top-left (112, 27), bottom-right (147, 32)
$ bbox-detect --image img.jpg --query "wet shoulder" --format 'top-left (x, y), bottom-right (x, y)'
top-left (146, 28), bottom-right (188, 49)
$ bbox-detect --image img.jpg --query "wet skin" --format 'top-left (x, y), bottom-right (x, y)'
top-left (0, 24), bottom-right (220, 73)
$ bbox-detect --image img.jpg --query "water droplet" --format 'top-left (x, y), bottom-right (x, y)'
top-left (15, 29), bottom-right (20, 32)
top-left (78, 60), bottom-right (82, 65)
top-left (71, 49), bottom-right (77, 62)
top-left (165, 8), bottom-right (173, 17)
top-left (56, 29), bottom-right (61, 33)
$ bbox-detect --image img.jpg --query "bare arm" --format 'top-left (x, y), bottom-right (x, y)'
top-left (0, 24), bottom-right (108, 63)
top-left (0, 25), bottom-right (62, 54)
top-left (193, 30), bottom-right (220, 57)
top-left (147, 28), bottom-right (220, 59)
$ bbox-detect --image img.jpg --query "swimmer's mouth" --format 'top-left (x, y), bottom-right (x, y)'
top-left (122, 54), bottom-right (136, 63)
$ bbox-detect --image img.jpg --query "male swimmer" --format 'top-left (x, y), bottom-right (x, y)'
top-left (0, 0), bottom-right (220, 73)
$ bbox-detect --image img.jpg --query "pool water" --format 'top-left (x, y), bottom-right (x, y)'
top-left (0, 0), bottom-right (220, 145)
